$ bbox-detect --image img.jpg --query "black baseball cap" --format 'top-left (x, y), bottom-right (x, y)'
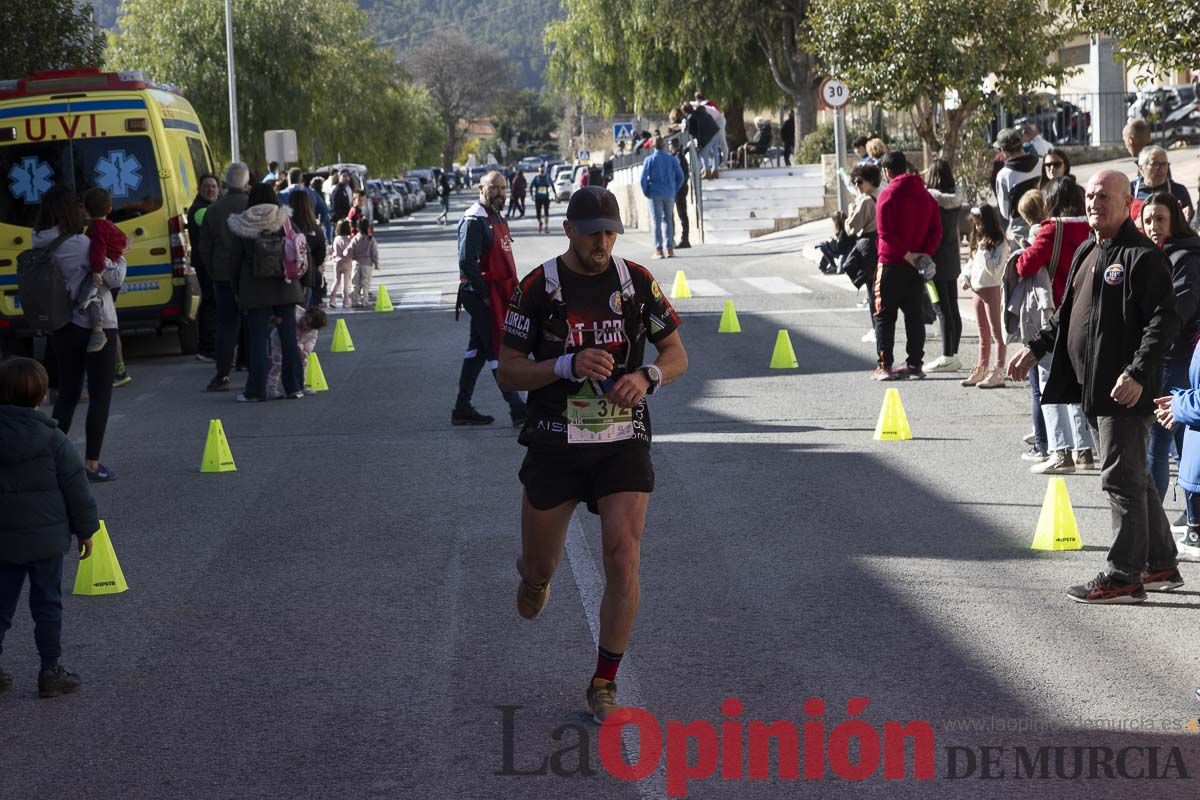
top-left (565, 186), bottom-right (624, 234)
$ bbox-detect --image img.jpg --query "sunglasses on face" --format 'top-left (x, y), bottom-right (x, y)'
top-left (1044, 161), bottom-right (1064, 169)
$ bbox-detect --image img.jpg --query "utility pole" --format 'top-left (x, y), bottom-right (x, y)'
top-left (224, 0), bottom-right (241, 162)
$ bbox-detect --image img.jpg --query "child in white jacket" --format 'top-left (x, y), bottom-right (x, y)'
top-left (961, 204), bottom-right (1010, 389)
top-left (330, 220), bottom-right (353, 308)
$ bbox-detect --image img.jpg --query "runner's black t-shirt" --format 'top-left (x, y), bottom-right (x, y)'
top-left (503, 256), bottom-right (680, 447)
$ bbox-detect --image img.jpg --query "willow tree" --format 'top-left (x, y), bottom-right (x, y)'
top-left (544, 0), bottom-right (779, 150)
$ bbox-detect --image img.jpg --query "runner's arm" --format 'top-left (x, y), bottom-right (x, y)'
top-left (607, 330), bottom-right (688, 408)
top-left (497, 346), bottom-right (615, 392)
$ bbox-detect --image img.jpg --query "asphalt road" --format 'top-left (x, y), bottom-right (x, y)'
top-left (2, 190), bottom-right (1199, 800)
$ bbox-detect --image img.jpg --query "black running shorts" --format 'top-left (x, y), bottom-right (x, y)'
top-left (534, 197), bottom-right (550, 214)
top-left (520, 444), bottom-right (654, 514)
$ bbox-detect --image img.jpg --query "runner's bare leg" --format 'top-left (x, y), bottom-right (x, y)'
top-left (595, 491), bottom-right (649, 653)
top-left (519, 491), bottom-right (575, 584)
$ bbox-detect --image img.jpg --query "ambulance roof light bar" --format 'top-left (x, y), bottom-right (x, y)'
top-left (0, 68), bottom-right (182, 100)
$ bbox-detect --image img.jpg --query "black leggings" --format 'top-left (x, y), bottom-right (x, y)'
top-left (933, 278), bottom-right (962, 357)
top-left (52, 323), bottom-right (117, 461)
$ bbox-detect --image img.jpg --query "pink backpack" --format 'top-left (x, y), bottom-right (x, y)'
top-left (282, 216), bottom-right (309, 283)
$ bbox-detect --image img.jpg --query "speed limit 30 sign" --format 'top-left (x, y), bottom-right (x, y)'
top-left (818, 78), bottom-right (850, 110)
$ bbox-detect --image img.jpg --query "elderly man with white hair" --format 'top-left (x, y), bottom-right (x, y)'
top-left (735, 116), bottom-right (773, 168)
top-left (1131, 144), bottom-right (1194, 224)
top-left (1009, 170), bottom-right (1182, 605)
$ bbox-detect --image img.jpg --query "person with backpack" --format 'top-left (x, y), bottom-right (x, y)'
top-left (0, 357), bottom-right (99, 698)
top-left (25, 185), bottom-right (126, 482)
top-left (226, 183), bottom-right (306, 402)
top-left (994, 128), bottom-right (1042, 244)
top-left (287, 190), bottom-right (327, 308)
top-left (1015, 176), bottom-right (1095, 474)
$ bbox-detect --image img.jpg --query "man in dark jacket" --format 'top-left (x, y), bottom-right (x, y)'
top-left (330, 170), bottom-right (354, 224)
top-left (187, 173), bottom-right (221, 362)
top-left (669, 138), bottom-right (690, 248)
top-left (0, 357), bottom-right (98, 697)
top-left (1009, 170), bottom-right (1182, 605)
top-left (200, 162), bottom-right (250, 392)
top-left (873, 151), bottom-right (941, 380)
top-left (682, 103), bottom-right (720, 178)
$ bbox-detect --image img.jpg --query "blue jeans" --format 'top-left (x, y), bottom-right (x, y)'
top-left (1028, 367), bottom-right (1048, 456)
top-left (700, 138), bottom-right (721, 172)
top-left (244, 305), bottom-right (304, 399)
top-left (0, 556), bottom-right (64, 668)
top-left (1037, 353), bottom-right (1093, 452)
top-left (1150, 364), bottom-right (1189, 500)
top-left (650, 195), bottom-right (675, 251)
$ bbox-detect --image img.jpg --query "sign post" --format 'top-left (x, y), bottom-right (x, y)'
top-left (819, 78), bottom-right (851, 213)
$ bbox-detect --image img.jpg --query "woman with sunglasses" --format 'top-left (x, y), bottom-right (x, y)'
top-left (1038, 148), bottom-right (1086, 209)
top-left (1142, 194), bottom-right (1200, 539)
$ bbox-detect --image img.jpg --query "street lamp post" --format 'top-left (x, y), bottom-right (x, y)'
top-left (224, 0), bottom-right (241, 162)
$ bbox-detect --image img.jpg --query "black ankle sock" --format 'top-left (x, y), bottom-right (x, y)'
top-left (40, 658), bottom-right (58, 671)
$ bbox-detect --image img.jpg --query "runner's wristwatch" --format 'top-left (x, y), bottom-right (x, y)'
top-left (639, 364), bottom-right (662, 395)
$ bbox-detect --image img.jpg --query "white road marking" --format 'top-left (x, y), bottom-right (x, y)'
top-left (565, 513), bottom-right (667, 800)
top-left (741, 276), bottom-right (813, 294)
top-left (683, 279), bottom-right (728, 296)
top-left (400, 290), bottom-right (444, 306)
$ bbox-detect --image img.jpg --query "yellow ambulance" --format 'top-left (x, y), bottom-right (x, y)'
top-left (0, 68), bottom-right (215, 354)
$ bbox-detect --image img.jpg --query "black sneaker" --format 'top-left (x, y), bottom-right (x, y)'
top-left (676, 240), bottom-right (691, 249)
top-left (206, 376), bottom-right (231, 392)
top-left (0, 667), bottom-right (11, 695)
top-left (38, 664), bottom-right (82, 698)
top-left (451, 407), bottom-right (494, 426)
top-left (1066, 572), bottom-right (1147, 604)
top-left (510, 408), bottom-right (528, 429)
top-left (1142, 567), bottom-right (1184, 591)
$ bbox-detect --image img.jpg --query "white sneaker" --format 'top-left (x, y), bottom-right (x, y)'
top-left (926, 355), bottom-right (962, 373)
top-left (1178, 531), bottom-right (1200, 562)
top-left (861, 329), bottom-right (876, 343)
top-left (1031, 450), bottom-right (1076, 475)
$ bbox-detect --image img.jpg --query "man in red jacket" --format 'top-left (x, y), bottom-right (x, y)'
top-left (873, 151), bottom-right (942, 380)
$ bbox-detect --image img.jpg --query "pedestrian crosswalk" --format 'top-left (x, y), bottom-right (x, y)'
top-left (357, 273), bottom-right (823, 312)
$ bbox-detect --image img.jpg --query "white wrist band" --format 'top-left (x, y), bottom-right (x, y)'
top-left (553, 354), bottom-right (579, 381)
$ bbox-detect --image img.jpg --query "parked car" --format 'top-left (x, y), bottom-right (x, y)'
top-left (365, 179), bottom-right (391, 223)
top-left (517, 156), bottom-right (543, 173)
top-left (380, 179), bottom-right (403, 218)
top-left (395, 181), bottom-right (413, 215)
top-left (555, 164), bottom-right (588, 201)
top-left (405, 179), bottom-right (426, 210)
top-left (468, 165), bottom-right (490, 186)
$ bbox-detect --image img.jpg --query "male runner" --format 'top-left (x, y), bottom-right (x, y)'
top-left (529, 164), bottom-right (554, 234)
top-left (496, 186), bottom-right (688, 723)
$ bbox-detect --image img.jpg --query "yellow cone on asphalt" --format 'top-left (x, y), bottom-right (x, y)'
top-left (718, 300), bottom-right (741, 333)
top-left (200, 419), bottom-right (237, 473)
top-left (374, 286), bottom-right (394, 312)
top-left (873, 388), bottom-right (912, 441)
top-left (769, 329), bottom-right (797, 368)
top-left (1031, 477), bottom-right (1082, 550)
top-left (305, 352), bottom-right (329, 392)
top-left (73, 522), bottom-right (129, 596)
top-left (670, 270), bottom-right (692, 299)
top-left (331, 318), bottom-right (355, 352)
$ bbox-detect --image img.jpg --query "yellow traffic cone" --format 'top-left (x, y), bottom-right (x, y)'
top-left (670, 270), bottom-right (692, 299)
top-left (769, 329), bottom-right (797, 368)
top-left (374, 285), bottom-right (394, 312)
top-left (200, 419), bottom-right (236, 473)
top-left (873, 388), bottom-right (913, 440)
top-left (73, 521), bottom-right (129, 596)
top-left (717, 300), bottom-right (741, 333)
top-left (1031, 477), bottom-right (1083, 550)
top-left (331, 318), bottom-right (355, 352)
top-left (305, 352), bottom-right (329, 392)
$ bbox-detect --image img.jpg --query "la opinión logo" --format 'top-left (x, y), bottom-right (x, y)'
top-left (497, 696), bottom-right (935, 797)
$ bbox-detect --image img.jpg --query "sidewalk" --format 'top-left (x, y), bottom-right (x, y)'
top-left (744, 144), bottom-right (1200, 346)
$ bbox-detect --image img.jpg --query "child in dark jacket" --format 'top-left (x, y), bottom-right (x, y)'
top-left (0, 357), bottom-right (98, 698)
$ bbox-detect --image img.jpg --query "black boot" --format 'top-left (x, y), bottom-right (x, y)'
top-left (451, 407), bottom-right (494, 426)
top-left (38, 664), bottom-right (81, 698)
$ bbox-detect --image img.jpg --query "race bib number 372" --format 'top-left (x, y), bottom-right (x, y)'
top-left (565, 387), bottom-right (634, 444)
